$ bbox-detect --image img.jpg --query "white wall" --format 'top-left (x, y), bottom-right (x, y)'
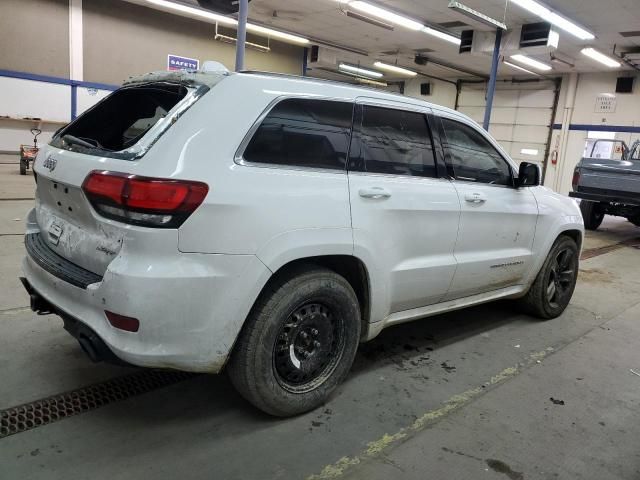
top-left (545, 72), bottom-right (640, 194)
top-left (0, 77), bottom-right (111, 153)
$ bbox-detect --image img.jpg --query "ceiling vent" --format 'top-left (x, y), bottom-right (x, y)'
top-left (308, 46), bottom-right (338, 68)
top-left (458, 30), bottom-right (495, 55)
top-left (620, 31), bottom-right (640, 38)
top-left (519, 22), bottom-right (559, 49)
top-left (460, 24), bottom-right (559, 56)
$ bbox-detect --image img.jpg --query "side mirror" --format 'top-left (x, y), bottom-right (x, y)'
top-left (517, 162), bottom-right (541, 188)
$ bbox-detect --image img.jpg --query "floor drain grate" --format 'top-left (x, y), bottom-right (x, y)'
top-left (0, 370), bottom-right (197, 438)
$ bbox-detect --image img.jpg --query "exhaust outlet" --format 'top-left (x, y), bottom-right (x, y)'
top-left (20, 277), bottom-right (54, 314)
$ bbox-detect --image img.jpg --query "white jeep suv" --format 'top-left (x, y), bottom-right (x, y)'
top-left (21, 69), bottom-right (583, 416)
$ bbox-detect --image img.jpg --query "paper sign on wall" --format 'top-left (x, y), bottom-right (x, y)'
top-left (167, 54), bottom-right (199, 71)
top-left (595, 94), bottom-right (617, 113)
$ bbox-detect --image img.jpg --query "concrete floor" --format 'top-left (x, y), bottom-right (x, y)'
top-left (1, 163), bottom-right (640, 479)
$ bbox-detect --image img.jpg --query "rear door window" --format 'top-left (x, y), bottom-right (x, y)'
top-left (51, 83), bottom-right (191, 157)
top-left (349, 105), bottom-right (437, 178)
top-left (242, 98), bottom-right (354, 170)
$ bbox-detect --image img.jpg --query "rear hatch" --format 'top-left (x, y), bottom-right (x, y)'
top-left (31, 71), bottom-right (223, 277)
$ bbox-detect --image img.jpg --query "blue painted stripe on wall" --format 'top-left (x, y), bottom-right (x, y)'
top-left (553, 123), bottom-right (640, 133)
top-left (0, 69), bottom-right (118, 91)
top-left (552, 123), bottom-right (640, 133)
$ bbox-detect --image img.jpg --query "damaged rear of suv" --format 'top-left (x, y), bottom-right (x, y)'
top-left (20, 68), bottom-right (249, 372)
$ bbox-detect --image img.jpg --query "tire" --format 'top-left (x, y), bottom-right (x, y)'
top-left (19, 159), bottom-right (27, 175)
top-left (518, 236), bottom-right (579, 319)
top-left (579, 200), bottom-right (604, 230)
top-left (227, 266), bottom-right (361, 417)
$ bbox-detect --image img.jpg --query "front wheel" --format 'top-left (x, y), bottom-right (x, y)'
top-left (19, 158), bottom-right (27, 175)
top-left (518, 236), bottom-right (579, 319)
top-left (227, 266), bottom-right (361, 416)
top-left (579, 200), bottom-right (604, 230)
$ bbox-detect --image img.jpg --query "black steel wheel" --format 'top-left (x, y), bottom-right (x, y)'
top-left (518, 235), bottom-right (579, 319)
top-left (273, 302), bottom-right (346, 393)
top-left (227, 265), bottom-right (361, 416)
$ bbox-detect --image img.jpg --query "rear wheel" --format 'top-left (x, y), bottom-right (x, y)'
top-left (579, 200), bottom-right (604, 230)
top-left (227, 266), bottom-right (361, 416)
top-left (19, 158), bottom-right (27, 175)
top-left (518, 236), bottom-right (579, 319)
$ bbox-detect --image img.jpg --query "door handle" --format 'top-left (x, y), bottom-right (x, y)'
top-left (359, 187), bottom-right (392, 199)
top-left (464, 192), bottom-right (487, 203)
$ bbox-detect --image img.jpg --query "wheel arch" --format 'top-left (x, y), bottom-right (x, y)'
top-left (253, 255), bottom-right (371, 342)
top-left (558, 228), bottom-right (583, 252)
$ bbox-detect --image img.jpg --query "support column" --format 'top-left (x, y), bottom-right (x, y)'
top-left (554, 72), bottom-right (578, 192)
top-left (69, 0), bottom-right (83, 81)
top-left (235, 0), bottom-right (249, 72)
top-left (483, 28), bottom-right (503, 131)
top-left (69, 0), bottom-right (83, 120)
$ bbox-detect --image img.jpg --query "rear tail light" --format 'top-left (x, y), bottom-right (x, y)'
top-left (571, 169), bottom-right (580, 190)
top-left (105, 310), bottom-right (140, 332)
top-left (82, 170), bottom-right (208, 228)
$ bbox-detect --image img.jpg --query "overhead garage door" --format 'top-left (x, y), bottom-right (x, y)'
top-left (456, 80), bottom-right (558, 166)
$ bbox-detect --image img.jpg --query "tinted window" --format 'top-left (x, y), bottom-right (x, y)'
top-left (441, 118), bottom-right (512, 186)
top-left (243, 99), bottom-right (353, 170)
top-left (350, 106), bottom-right (436, 177)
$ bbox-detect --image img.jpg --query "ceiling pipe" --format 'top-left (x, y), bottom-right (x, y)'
top-left (613, 44), bottom-right (640, 72)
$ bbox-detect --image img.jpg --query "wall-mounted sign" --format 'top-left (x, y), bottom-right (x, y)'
top-left (595, 94), bottom-right (617, 113)
top-left (167, 54), bottom-right (199, 71)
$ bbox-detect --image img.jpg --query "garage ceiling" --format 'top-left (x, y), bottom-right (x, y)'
top-left (142, 0), bottom-right (640, 79)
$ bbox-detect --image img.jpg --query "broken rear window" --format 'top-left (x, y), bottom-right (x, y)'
top-left (51, 83), bottom-right (194, 159)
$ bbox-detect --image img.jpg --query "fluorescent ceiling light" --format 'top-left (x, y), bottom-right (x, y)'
top-left (349, 1), bottom-right (423, 30)
top-left (246, 24), bottom-right (309, 44)
top-left (344, 1), bottom-right (460, 45)
top-left (147, 0), bottom-right (235, 24)
top-left (422, 26), bottom-right (461, 45)
top-left (146, 0), bottom-right (309, 44)
top-left (581, 48), bottom-right (621, 68)
top-left (509, 0), bottom-right (594, 40)
top-left (339, 63), bottom-right (384, 78)
top-left (448, 1), bottom-right (507, 30)
top-left (510, 54), bottom-right (552, 71)
top-left (503, 60), bottom-right (539, 76)
top-left (520, 148), bottom-right (539, 155)
top-left (373, 61), bottom-right (417, 76)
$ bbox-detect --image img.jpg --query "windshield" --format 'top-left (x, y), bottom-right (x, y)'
top-left (50, 82), bottom-right (198, 159)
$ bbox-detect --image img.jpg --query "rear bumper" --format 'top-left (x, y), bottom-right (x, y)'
top-left (22, 237), bottom-right (272, 373)
top-left (20, 277), bottom-right (126, 365)
top-left (569, 190), bottom-right (640, 207)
